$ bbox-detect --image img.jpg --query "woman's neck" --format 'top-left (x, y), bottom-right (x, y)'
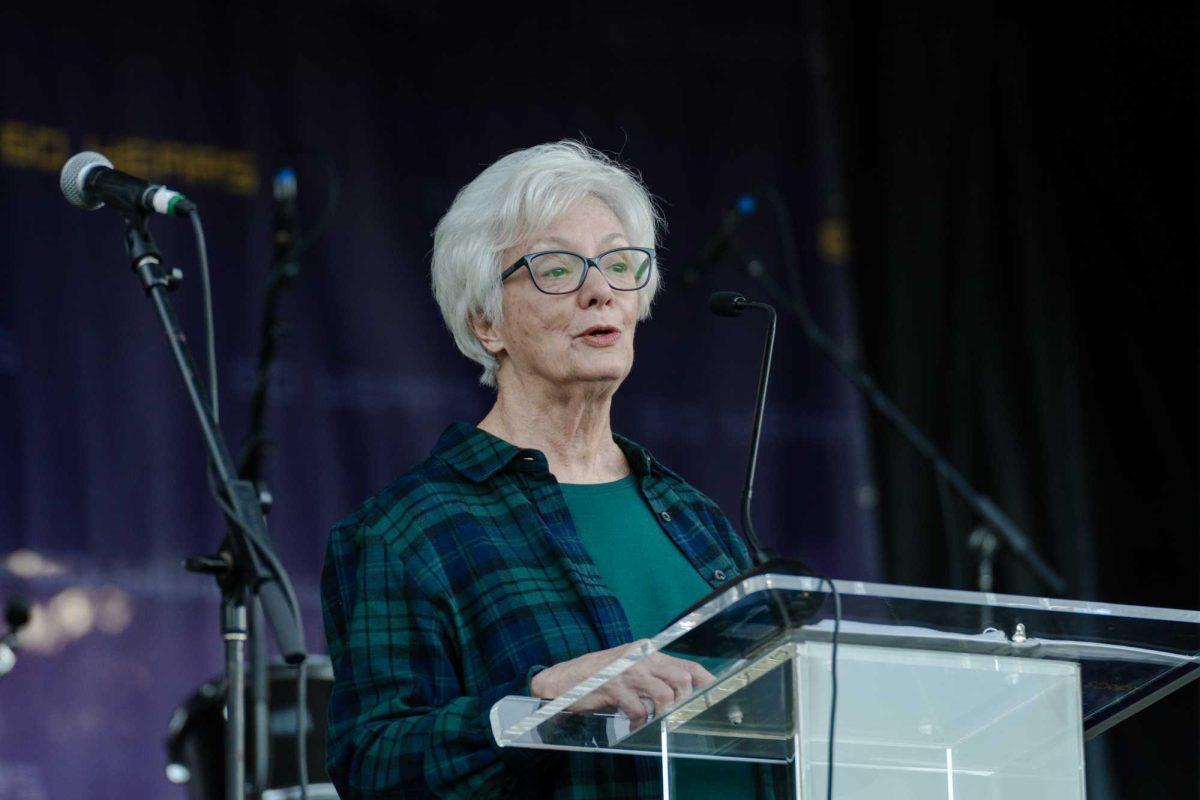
top-left (477, 376), bottom-right (629, 484)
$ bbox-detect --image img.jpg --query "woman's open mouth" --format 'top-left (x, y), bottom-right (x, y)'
top-left (578, 325), bottom-right (621, 347)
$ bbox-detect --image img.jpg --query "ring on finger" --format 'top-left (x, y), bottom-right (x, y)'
top-left (639, 696), bottom-right (656, 721)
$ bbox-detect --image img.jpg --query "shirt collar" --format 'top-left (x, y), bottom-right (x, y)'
top-left (434, 421), bottom-right (681, 484)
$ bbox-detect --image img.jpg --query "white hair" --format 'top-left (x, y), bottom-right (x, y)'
top-left (431, 140), bottom-right (664, 387)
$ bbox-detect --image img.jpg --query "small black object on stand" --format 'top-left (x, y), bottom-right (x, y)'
top-left (120, 210), bottom-right (306, 800)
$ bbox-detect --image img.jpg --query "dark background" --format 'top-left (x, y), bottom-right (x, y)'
top-left (0, 1), bottom-right (1195, 798)
top-left (825, 4), bottom-right (1198, 797)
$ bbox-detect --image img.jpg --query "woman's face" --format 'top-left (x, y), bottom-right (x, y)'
top-left (481, 195), bottom-right (641, 394)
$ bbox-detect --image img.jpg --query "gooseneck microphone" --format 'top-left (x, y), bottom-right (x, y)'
top-left (709, 291), bottom-right (777, 566)
top-left (59, 151), bottom-right (195, 218)
top-left (709, 290), bottom-right (752, 318)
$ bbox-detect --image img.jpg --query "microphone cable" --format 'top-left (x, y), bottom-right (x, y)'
top-left (188, 211), bottom-right (219, 424)
top-left (821, 577), bottom-right (841, 800)
top-left (297, 656), bottom-right (309, 800)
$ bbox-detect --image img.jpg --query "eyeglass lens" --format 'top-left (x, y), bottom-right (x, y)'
top-left (526, 249), bottom-right (653, 294)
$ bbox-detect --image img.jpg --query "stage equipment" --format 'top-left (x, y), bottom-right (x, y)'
top-left (697, 193), bottom-right (1067, 595)
top-left (237, 166), bottom-right (308, 798)
top-left (490, 566), bottom-right (1200, 798)
top-left (166, 657), bottom-right (336, 800)
top-left (0, 596), bottom-right (31, 678)
top-left (60, 153), bottom-right (307, 800)
top-left (240, 167), bottom-right (304, 499)
top-left (59, 151), bottom-right (194, 217)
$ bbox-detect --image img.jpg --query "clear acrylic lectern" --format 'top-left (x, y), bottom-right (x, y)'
top-left (490, 567), bottom-right (1200, 798)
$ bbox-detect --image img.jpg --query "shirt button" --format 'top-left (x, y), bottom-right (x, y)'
top-left (659, 510), bottom-right (672, 523)
top-left (713, 569), bottom-right (727, 582)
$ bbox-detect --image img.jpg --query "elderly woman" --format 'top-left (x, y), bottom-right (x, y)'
top-left (322, 142), bottom-right (759, 798)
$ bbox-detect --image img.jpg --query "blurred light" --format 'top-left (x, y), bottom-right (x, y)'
top-left (817, 217), bottom-right (850, 265)
top-left (93, 587), bottom-right (133, 634)
top-left (857, 484), bottom-right (880, 509)
top-left (0, 645), bottom-right (14, 675)
top-left (18, 602), bottom-right (62, 654)
top-left (49, 588), bottom-right (94, 638)
top-left (4, 549), bottom-right (67, 578)
top-left (13, 586), bottom-right (135, 654)
top-left (165, 763), bottom-right (191, 784)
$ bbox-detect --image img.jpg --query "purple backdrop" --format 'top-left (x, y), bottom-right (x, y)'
top-left (0, 5), bottom-right (880, 797)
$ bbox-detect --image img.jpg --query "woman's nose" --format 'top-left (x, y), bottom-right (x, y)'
top-left (577, 262), bottom-right (614, 306)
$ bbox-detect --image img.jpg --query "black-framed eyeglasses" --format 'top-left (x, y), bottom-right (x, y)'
top-left (500, 247), bottom-right (656, 295)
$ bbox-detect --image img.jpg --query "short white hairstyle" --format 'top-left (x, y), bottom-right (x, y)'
top-left (431, 140), bottom-right (664, 387)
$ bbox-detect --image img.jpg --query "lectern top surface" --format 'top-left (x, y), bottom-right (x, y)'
top-left (491, 572), bottom-right (1200, 755)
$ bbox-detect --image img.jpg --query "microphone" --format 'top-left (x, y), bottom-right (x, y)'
top-left (710, 291), bottom-right (776, 566)
top-left (709, 291), bottom-right (750, 317)
top-left (683, 194), bottom-right (757, 287)
top-left (0, 596), bottom-right (32, 679)
top-left (60, 151), bottom-right (195, 218)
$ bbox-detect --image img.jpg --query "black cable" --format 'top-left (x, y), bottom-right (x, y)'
top-left (821, 577), bottom-right (841, 800)
top-left (204, 469), bottom-right (304, 637)
top-left (189, 211), bottom-right (219, 424)
top-left (190, 212), bottom-right (302, 633)
top-left (297, 657), bottom-right (309, 800)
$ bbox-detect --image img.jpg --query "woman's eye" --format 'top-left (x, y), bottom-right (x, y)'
top-left (542, 267), bottom-right (568, 278)
top-left (608, 262), bottom-right (628, 273)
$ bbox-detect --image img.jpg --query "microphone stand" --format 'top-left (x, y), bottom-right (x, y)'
top-left (730, 238), bottom-right (1067, 596)
top-left (238, 168), bottom-right (304, 797)
top-left (119, 212), bottom-right (306, 800)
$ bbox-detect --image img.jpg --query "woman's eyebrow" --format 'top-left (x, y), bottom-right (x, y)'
top-left (530, 232), bottom-right (630, 251)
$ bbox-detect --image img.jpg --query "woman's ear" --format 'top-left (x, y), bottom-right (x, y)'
top-left (469, 313), bottom-right (505, 356)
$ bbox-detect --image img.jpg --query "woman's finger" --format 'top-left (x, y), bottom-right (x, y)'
top-left (627, 672), bottom-right (677, 716)
top-left (609, 686), bottom-right (649, 726)
top-left (648, 652), bottom-right (715, 693)
top-left (680, 659), bottom-right (716, 688)
top-left (652, 664), bottom-right (694, 701)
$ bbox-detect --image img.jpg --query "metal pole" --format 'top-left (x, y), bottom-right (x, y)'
top-left (224, 596), bottom-right (249, 800)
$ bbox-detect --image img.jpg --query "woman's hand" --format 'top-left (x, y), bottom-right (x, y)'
top-left (530, 640), bottom-right (716, 727)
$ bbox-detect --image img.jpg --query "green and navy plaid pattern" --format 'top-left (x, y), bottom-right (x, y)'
top-left (321, 422), bottom-right (751, 799)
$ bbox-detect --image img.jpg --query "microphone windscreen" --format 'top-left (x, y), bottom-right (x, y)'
top-left (709, 291), bottom-right (748, 317)
top-left (59, 151), bottom-right (112, 210)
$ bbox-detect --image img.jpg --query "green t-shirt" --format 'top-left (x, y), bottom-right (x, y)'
top-left (560, 474), bottom-right (759, 799)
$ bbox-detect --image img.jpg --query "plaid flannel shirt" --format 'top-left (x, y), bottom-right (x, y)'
top-left (321, 422), bottom-right (751, 799)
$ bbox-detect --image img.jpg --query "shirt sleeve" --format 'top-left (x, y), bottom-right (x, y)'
top-left (320, 520), bottom-right (548, 799)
